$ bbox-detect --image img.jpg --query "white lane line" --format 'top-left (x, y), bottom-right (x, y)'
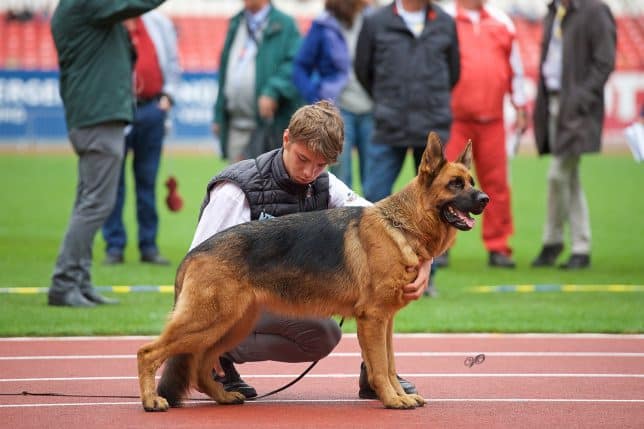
top-left (1, 398), bottom-right (644, 409)
top-left (1, 352), bottom-right (643, 360)
top-left (2, 373), bottom-right (643, 382)
top-left (0, 333), bottom-right (643, 341)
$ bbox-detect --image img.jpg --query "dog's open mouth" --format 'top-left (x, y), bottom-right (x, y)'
top-left (441, 204), bottom-right (475, 231)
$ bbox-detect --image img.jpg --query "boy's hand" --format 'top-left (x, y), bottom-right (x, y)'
top-left (402, 259), bottom-right (432, 301)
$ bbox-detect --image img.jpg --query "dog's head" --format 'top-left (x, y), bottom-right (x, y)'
top-left (417, 132), bottom-right (489, 231)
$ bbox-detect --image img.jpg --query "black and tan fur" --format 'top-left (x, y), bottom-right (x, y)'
top-left (137, 132), bottom-right (488, 411)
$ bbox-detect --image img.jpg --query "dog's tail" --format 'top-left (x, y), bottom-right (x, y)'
top-left (155, 257), bottom-right (192, 406)
top-left (157, 354), bottom-right (192, 407)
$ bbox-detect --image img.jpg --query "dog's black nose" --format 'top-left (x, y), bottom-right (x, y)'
top-left (477, 192), bottom-right (490, 207)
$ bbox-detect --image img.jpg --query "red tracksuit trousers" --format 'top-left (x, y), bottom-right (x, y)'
top-left (446, 118), bottom-right (513, 254)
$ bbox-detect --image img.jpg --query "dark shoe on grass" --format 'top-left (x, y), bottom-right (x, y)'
top-left (82, 288), bottom-right (119, 305)
top-left (103, 253), bottom-right (124, 265)
top-left (489, 251), bottom-right (516, 268)
top-left (48, 288), bottom-right (95, 308)
top-left (531, 243), bottom-right (564, 267)
top-left (558, 253), bottom-right (590, 269)
top-left (141, 252), bottom-right (170, 266)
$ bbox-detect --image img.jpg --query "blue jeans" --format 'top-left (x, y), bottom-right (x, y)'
top-left (102, 101), bottom-right (166, 257)
top-left (362, 143), bottom-right (425, 202)
top-left (330, 109), bottom-right (373, 189)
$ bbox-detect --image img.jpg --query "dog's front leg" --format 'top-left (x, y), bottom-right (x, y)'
top-left (386, 318), bottom-right (425, 407)
top-left (357, 316), bottom-right (416, 409)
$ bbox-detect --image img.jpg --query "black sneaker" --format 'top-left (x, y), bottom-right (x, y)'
top-left (140, 252), bottom-right (170, 266)
top-left (212, 357), bottom-right (257, 399)
top-left (81, 288), bottom-right (119, 305)
top-left (558, 253), bottom-right (590, 269)
top-left (488, 251), bottom-right (516, 268)
top-left (531, 243), bottom-right (564, 267)
top-left (48, 288), bottom-right (95, 307)
top-left (103, 253), bottom-right (124, 265)
top-left (358, 362), bottom-right (417, 399)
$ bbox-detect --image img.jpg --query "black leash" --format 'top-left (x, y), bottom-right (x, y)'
top-left (247, 359), bottom-right (319, 401)
top-left (6, 318), bottom-right (346, 403)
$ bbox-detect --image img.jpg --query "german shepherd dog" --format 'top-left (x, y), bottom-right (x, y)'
top-left (137, 132), bottom-right (488, 411)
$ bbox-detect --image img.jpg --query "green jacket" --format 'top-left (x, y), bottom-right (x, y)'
top-left (214, 6), bottom-right (302, 158)
top-left (51, 0), bottom-right (165, 130)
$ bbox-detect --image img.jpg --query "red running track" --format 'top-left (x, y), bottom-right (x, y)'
top-left (0, 334), bottom-right (643, 429)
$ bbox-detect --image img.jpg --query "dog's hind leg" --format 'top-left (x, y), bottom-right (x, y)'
top-left (138, 298), bottom-right (231, 411)
top-left (157, 354), bottom-right (193, 407)
top-left (385, 318), bottom-right (425, 407)
top-left (138, 333), bottom-right (184, 411)
top-left (194, 300), bottom-right (260, 405)
top-left (357, 316), bottom-right (416, 409)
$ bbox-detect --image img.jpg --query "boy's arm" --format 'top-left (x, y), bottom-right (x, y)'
top-left (189, 182), bottom-right (251, 251)
top-left (328, 172), bottom-right (372, 208)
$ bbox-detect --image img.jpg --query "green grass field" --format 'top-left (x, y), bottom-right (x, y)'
top-left (0, 149), bottom-right (643, 336)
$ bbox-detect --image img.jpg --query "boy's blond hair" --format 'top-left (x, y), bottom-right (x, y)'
top-left (286, 100), bottom-right (344, 163)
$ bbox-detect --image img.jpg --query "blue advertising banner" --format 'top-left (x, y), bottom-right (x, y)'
top-left (0, 70), bottom-right (218, 142)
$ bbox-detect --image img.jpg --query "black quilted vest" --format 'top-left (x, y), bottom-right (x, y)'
top-left (199, 148), bottom-right (330, 221)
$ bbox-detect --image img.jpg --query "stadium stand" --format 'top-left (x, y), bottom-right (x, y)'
top-left (0, 5), bottom-right (641, 73)
top-left (0, 0), bottom-right (641, 143)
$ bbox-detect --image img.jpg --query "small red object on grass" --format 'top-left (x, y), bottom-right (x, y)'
top-left (165, 176), bottom-right (183, 212)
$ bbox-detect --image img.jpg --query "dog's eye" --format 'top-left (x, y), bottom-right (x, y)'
top-left (449, 178), bottom-right (465, 190)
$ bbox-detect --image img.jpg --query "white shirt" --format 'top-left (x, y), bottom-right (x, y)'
top-left (395, 0), bottom-right (426, 37)
top-left (189, 171), bottom-right (372, 250)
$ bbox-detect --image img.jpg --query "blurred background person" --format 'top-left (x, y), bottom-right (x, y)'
top-left (102, 10), bottom-right (181, 267)
top-left (531, 0), bottom-right (616, 270)
top-left (335, 0), bottom-right (375, 190)
top-left (355, 0), bottom-right (460, 296)
top-left (292, 0), bottom-right (374, 189)
top-left (441, 0), bottom-right (528, 269)
top-left (213, 0), bottom-right (302, 163)
top-left (47, 0), bottom-right (166, 308)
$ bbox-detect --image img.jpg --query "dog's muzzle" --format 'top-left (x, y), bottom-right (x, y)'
top-left (441, 191), bottom-right (489, 231)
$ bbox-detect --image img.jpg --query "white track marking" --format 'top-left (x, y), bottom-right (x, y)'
top-left (2, 373), bottom-right (644, 383)
top-left (0, 333), bottom-right (643, 341)
top-left (1, 351), bottom-right (643, 360)
top-left (2, 398), bottom-right (644, 409)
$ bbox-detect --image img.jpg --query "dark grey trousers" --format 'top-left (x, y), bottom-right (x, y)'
top-left (225, 312), bottom-right (342, 364)
top-left (49, 122), bottom-right (125, 297)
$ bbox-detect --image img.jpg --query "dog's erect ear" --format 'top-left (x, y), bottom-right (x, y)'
top-left (418, 131), bottom-right (446, 185)
top-left (456, 140), bottom-right (473, 169)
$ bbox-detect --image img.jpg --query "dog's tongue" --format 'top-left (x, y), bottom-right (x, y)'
top-left (455, 208), bottom-right (475, 228)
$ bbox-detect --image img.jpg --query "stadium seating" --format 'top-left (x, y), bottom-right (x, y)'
top-left (0, 13), bottom-right (642, 73)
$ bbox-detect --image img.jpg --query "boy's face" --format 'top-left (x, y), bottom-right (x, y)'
top-left (282, 129), bottom-right (329, 185)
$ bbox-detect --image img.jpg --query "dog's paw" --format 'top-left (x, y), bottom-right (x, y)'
top-left (142, 395), bottom-right (170, 412)
top-left (407, 393), bottom-right (426, 407)
top-left (217, 390), bottom-right (246, 405)
top-left (382, 394), bottom-right (417, 410)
